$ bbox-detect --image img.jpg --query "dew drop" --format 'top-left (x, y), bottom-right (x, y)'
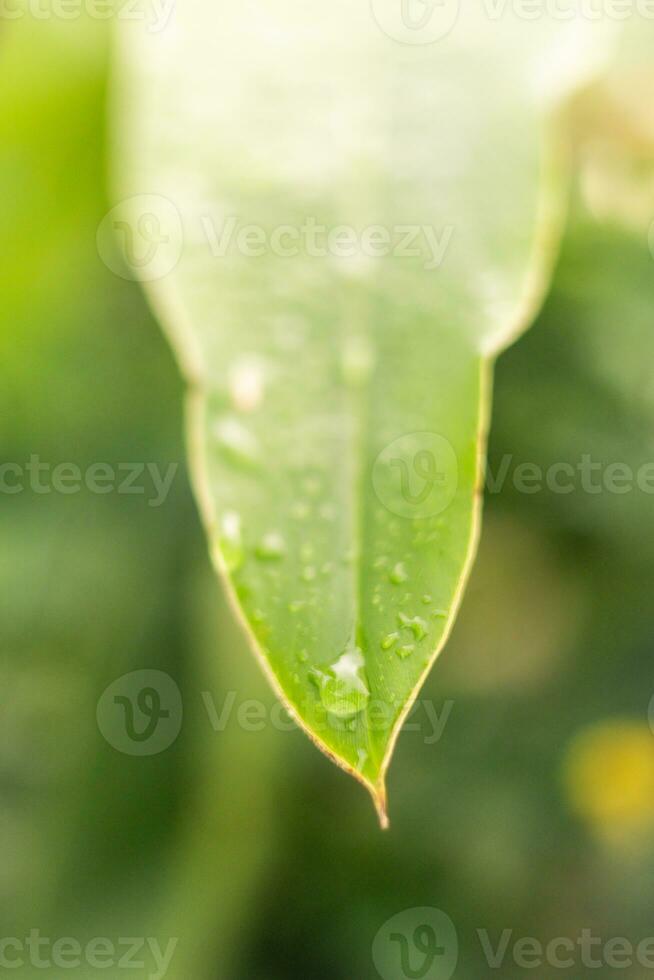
top-left (214, 416), bottom-right (260, 467)
top-left (381, 632), bottom-right (399, 651)
top-left (256, 531), bottom-right (286, 560)
top-left (220, 510), bottom-right (243, 571)
top-left (397, 613), bottom-right (429, 641)
top-left (422, 594), bottom-right (433, 605)
top-left (228, 357), bottom-right (264, 412)
top-left (397, 644), bottom-right (415, 659)
top-left (297, 649), bottom-right (309, 663)
top-left (316, 643), bottom-right (370, 719)
top-left (389, 561), bottom-right (409, 585)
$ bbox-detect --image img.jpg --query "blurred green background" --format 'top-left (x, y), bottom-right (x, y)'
top-left (2, 12), bottom-right (654, 980)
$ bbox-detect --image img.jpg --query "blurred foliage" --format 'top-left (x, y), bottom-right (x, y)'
top-left (0, 15), bottom-right (284, 980)
top-left (2, 10), bottom-right (654, 980)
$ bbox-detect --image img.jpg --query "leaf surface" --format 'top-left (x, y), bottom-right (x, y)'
top-left (115, 3), bottom-right (614, 822)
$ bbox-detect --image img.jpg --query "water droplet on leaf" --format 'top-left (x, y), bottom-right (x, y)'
top-left (214, 416), bottom-right (260, 467)
top-left (316, 644), bottom-right (370, 719)
top-left (228, 357), bottom-right (264, 412)
top-left (256, 531), bottom-right (286, 560)
top-left (397, 613), bottom-right (428, 641)
top-left (389, 561), bottom-right (409, 585)
top-left (397, 644), bottom-right (415, 659)
top-left (220, 510), bottom-right (243, 571)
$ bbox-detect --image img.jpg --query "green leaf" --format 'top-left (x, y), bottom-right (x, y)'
top-left (114, 5), bottom-right (615, 823)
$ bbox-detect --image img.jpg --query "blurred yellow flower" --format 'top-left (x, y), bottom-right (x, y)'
top-left (563, 720), bottom-right (654, 842)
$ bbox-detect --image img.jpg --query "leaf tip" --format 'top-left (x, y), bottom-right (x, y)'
top-left (372, 782), bottom-right (390, 830)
